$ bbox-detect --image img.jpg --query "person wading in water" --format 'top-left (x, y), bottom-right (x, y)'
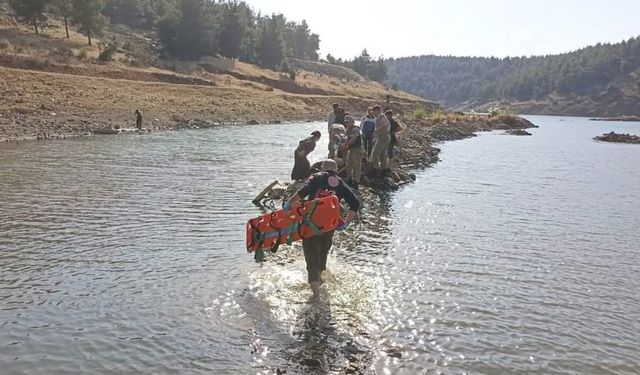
top-left (291, 131), bottom-right (321, 181)
top-left (284, 159), bottom-right (360, 298)
top-left (134, 109), bottom-right (143, 131)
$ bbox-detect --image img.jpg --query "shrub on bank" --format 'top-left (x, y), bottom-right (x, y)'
top-left (0, 39), bottom-right (11, 50)
top-left (76, 49), bottom-right (88, 61)
top-left (98, 37), bottom-right (118, 62)
top-left (412, 108), bottom-right (428, 120)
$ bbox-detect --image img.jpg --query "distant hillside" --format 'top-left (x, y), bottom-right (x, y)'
top-left (0, 6), bottom-right (434, 142)
top-left (386, 37), bottom-right (640, 117)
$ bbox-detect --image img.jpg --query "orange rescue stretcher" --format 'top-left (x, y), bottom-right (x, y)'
top-left (246, 196), bottom-right (341, 254)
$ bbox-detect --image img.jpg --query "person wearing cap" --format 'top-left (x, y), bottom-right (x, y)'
top-left (386, 110), bottom-right (403, 162)
top-left (291, 131), bottom-right (321, 181)
top-left (283, 159), bottom-right (361, 298)
top-left (370, 105), bottom-right (391, 173)
top-left (383, 95), bottom-right (393, 112)
top-left (328, 123), bottom-right (346, 161)
top-left (342, 115), bottom-right (365, 190)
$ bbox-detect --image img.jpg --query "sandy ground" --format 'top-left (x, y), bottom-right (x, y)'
top-left (0, 65), bottom-right (433, 142)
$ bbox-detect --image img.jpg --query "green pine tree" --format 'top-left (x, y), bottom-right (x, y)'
top-left (52, 0), bottom-right (73, 38)
top-left (257, 15), bottom-right (285, 69)
top-left (71, 0), bottom-right (108, 46)
top-left (9, 0), bottom-right (47, 35)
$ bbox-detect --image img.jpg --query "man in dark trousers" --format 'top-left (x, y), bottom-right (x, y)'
top-left (134, 110), bottom-right (143, 131)
top-left (284, 159), bottom-right (361, 298)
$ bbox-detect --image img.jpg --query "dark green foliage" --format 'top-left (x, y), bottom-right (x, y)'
top-left (281, 59), bottom-right (295, 80)
top-left (386, 37), bottom-right (640, 105)
top-left (71, 0), bottom-right (107, 45)
top-left (13, 0), bottom-right (323, 69)
top-left (330, 50), bottom-right (388, 82)
top-left (283, 20), bottom-right (319, 60)
top-left (256, 15), bottom-right (285, 69)
top-left (103, 0), bottom-right (145, 28)
top-left (157, 0), bottom-right (214, 60)
top-left (98, 36), bottom-right (118, 61)
top-left (148, 0), bottom-right (319, 67)
top-left (9, 0), bottom-right (48, 34)
top-left (51, 0), bottom-right (73, 38)
top-left (218, 1), bottom-right (251, 59)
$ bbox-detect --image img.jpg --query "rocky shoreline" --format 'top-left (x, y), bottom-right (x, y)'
top-left (594, 132), bottom-right (640, 144)
top-left (590, 115), bottom-right (640, 122)
top-left (359, 114), bottom-right (537, 190)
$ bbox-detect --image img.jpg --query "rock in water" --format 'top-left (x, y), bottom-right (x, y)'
top-left (504, 129), bottom-right (532, 136)
top-left (594, 132), bottom-right (640, 144)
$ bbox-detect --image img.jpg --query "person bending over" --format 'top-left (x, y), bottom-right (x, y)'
top-left (291, 131), bottom-right (321, 181)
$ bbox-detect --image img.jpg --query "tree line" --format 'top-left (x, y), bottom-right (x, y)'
top-left (386, 37), bottom-right (640, 105)
top-left (9, 0), bottom-right (321, 70)
top-left (326, 49), bottom-right (388, 83)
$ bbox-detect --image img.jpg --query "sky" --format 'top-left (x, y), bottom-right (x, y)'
top-left (245, 0), bottom-right (640, 59)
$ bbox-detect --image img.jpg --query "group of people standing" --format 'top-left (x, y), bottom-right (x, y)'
top-left (291, 95), bottom-right (403, 191)
top-left (285, 95), bottom-right (401, 298)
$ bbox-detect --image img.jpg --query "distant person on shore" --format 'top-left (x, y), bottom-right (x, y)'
top-left (383, 95), bottom-right (393, 112)
top-left (360, 108), bottom-right (376, 158)
top-left (327, 103), bottom-right (339, 132)
top-left (283, 159), bottom-right (361, 298)
top-left (134, 110), bottom-right (143, 131)
top-left (386, 110), bottom-right (403, 162)
top-left (291, 131), bottom-right (321, 181)
top-left (343, 115), bottom-right (365, 190)
top-left (370, 105), bottom-right (391, 173)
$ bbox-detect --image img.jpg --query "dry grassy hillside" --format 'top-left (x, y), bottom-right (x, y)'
top-left (0, 7), bottom-right (435, 141)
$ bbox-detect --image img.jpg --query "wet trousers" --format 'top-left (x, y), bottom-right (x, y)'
top-left (371, 134), bottom-right (390, 170)
top-left (302, 231), bottom-right (334, 283)
top-left (291, 155), bottom-right (311, 181)
top-left (345, 147), bottom-right (365, 183)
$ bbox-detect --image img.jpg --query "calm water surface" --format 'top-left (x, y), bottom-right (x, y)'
top-left (1, 116), bottom-right (639, 374)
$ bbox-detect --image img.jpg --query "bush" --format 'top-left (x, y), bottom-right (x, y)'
top-left (280, 60), bottom-right (296, 81)
top-left (127, 58), bottom-right (144, 68)
top-left (76, 49), bottom-right (88, 61)
top-left (98, 37), bottom-right (119, 62)
top-left (48, 47), bottom-right (74, 60)
top-left (412, 108), bottom-right (428, 120)
top-left (0, 39), bottom-right (11, 50)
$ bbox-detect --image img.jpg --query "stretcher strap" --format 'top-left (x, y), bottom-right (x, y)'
top-left (248, 219), bottom-right (265, 252)
top-left (252, 199), bottom-right (326, 252)
top-left (301, 199), bottom-right (323, 237)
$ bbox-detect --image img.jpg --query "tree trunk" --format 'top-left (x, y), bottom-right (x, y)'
top-left (88, 32), bottom-right (92, 46)
top-left (33, 17), bottom-right (38, 35)
top-left (64, 16), bottom-right (69, 38)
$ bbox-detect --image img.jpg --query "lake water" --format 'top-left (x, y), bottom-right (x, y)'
top-left (1, 116), bottom-right (639, 374)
